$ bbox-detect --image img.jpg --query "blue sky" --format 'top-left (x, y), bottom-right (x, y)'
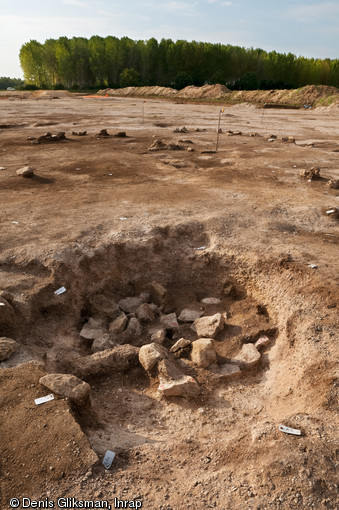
top-left (1, 0), bottom-right (339, 78)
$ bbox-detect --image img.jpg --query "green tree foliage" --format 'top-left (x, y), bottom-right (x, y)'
top-left (0, 77), bottom-right (24, 90)
top-left (119, 67), bottom-right (141, 87)
top-left (19, 36), bottom-right (339, 90)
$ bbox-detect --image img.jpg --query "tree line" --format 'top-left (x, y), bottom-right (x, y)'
top-left (18, 36), bottom-right (339, 90)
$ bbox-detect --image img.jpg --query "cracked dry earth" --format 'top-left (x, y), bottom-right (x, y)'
top-left (0, 94), bottom-right (338, 510)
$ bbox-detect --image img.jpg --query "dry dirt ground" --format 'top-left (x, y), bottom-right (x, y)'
top-left (0, 94), bottom-right (338, 510)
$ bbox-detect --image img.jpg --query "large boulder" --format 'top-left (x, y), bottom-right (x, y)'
top-left (39, 373), bottom-right (90, 404)
top-left (233, 343), bottom-right (261, 368)
top-left (191, 338), bottom-right (216, 368)
top-left (0, 337), bottom-right (19, 361)
top-left (72, 345), bottom-right (140, 378)
top-left (139, 343), bottom-right (168, 371)
top-left (191, 313), bottom-right (224, 338)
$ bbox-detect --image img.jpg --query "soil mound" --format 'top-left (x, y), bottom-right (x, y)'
top-left (177, 84), bottom-right (230, 98)
top-left (225, 85), bottom-right (339, 108)
top-left (97, 84), bottom-right (229, 99)
top-left (31, 90), bottom-right (73, 99)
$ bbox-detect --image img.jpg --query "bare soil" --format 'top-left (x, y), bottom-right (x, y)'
top-left (0, 94), bottom-right (338, 510)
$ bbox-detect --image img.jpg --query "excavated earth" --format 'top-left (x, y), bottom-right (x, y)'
top-left (0, 94), bottom-right (338, 510)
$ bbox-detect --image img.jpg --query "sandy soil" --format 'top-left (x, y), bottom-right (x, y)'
top-left (0, 95), bottom-right (338, 510)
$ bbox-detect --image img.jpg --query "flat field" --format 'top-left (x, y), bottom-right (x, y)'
top-left (0, 94), bottom-right (338, 509)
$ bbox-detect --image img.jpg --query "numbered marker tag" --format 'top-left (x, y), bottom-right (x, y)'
top-left (279, 424), bottom-right (301, 436)
top-left (54, 286), bottom-right (66, 295)
top-left (35, 394), bottom-right (54, 405)
top-left (103, 450), bottom-right (115, 469)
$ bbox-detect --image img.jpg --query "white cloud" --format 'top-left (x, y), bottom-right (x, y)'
top-left (286, 2), bottom-right (339, 20)
top-left (62, 0), bottom-right (91, 9)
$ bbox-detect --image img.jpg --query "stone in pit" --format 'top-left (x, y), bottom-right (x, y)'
top-left (91, 334), bottom-right (113, 353)
top-left (170, 338), bottom-right (192, 358)
top-left (191, 338), bottom-right (216, 368)
top-left (0, 337), bottom-right (19, 361)
top-left (160, 313), bottom-right (179, 330)
top-left (178, 308), bottom-right (204, 322)
top-left (158, 359), bottom-right (200, 398)
top-left (122, 317), bottom-right (143, 342)
top-left (233, 343), bottom-right (261, 369)
top-left (191, 313), bottom-right (224, 338)
top-left (80, 318), bottom-right (106, 341)
top-left (118, 297), bottom-right (144, 313)
top-left (151, 329), bottom-right (166, 344)
top-left (39, 373), bottom-right (90, 404)
top-left (136, 303), bottom-right (155, 322)
top-left (149, 281), bottom-right (171, 310)
top-left (139, 342), bottom-right (168, 371)
top-left (209, 363), bottom-right (241, 380)
top-left (255, 336), bottom-right (271, 350)
top-left (109, 313), bottom-right (128, 335)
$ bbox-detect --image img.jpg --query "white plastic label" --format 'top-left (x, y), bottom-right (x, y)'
top-left (279, 424), bottom-right (301, 436)
top-left (35, 394), bottom-right (54, 405)
top-left (54, 287), bottom-right (66, 295)
top-left (102, 450), bottom-right (115, 469)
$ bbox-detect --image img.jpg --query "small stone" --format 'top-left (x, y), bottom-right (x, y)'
top-left (136, 303), bottom-right (155, 322)
top-left (109, 313), bottom-right (128, 335)
top-left (160, 313), bottom-right (179, 330)
top-left (170, 338), bottom-right (191, 356)
top-left (115, 131), bottom-right (126, 137)
top-left (151, 329), bottom-right (166, 344)
top-left (16, 166), bottom-right (34, 178)
top-left (88, 294), bottom-right (120, 320)
top-left (80, 318), bottom-right (105, 341)
top-left (158, 375), bottom-right (200, 397)
top-left (139, 292), bottom-right (151, 303)
top-left (209, 363), bottom-right (241, 379)
top-left (254, 336), bottom-right (271, 350)
top-left (191, 313), bottom-right (224, 338)
top-left (123, 317), bottom-right (143, 339)
top-left (39, 374), bottom-right (90, 404)
top-left (91, 334), bottom-right (113, 353)
top-left (201, 297), bottom-right (221, 305)
top-left (118, 297), bottom-right (143, 313)
top-left (178, 309), bottom-right (204, 322)
top-left (139, 343), bottom-right (168, 371)
top-left (327, 179), bottom-right (339, 189)
top-left (191, 338), bottom-right (216, 368)
top-left (0, 337), bottom-right (19, 361)
top-left (300, 167), bottom-right (321, 180)
top-left (149, 282), bottom-right (169, 307)
top-left (233, 343), bottom-right (261, 368)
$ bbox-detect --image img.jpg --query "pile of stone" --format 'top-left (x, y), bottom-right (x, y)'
top-left (300, 167), bottom-right (321, 180)
top-left (148, 140), bottom-right (194, 152)
top-left (32, 131), bottom-right (66, 144)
